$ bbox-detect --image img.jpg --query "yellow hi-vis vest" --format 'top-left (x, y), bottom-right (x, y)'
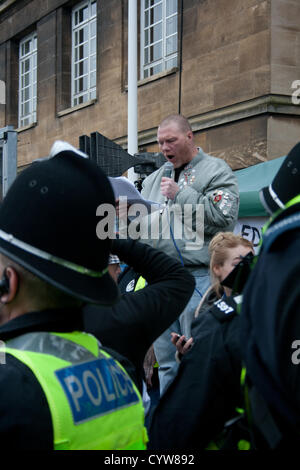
top-left (5, 331), bottom-right (148, 450)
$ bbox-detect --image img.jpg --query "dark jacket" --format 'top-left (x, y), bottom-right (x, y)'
top-left (241, 202), bottom-right (300, 448)
top-left (83, 239), bottom-right (195, 392)
top-left (194, 284), bottom-right (220, 318)
top-left (117, 265), bottom-right (140, 293)
top-left (148, 296), bottom-right (243, 450)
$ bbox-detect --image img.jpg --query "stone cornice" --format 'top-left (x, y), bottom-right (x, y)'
top-left (189, 94), bottom-right (300, 132)
top-left (115, 94), bottom-right (300, 149)
top-left (0, 0), bottom-right (18, 15)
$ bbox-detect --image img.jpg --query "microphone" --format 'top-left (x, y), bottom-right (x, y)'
top-left (162, 161), bottom-right (174, 205)
top-left (162, 161), bottom-right (174, 179)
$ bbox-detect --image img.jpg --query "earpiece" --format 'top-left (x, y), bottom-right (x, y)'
top-left (0, 270), bottom-right (10, 296)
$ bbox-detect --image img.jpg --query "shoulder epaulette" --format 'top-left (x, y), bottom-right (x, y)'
top-left (209, 296), bottom-right (237, 323)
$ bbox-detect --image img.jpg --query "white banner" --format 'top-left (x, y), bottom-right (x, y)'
top-left (234, 217), bottom-right (268, 253)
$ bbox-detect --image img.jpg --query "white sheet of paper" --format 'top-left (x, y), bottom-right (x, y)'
top-left (109, 176), bottom-right (161, 212)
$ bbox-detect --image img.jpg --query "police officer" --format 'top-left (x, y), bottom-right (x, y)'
top-left (0, 142), bottom-right (147, 450)
top-left (241, 141), bottom-right (300, 449)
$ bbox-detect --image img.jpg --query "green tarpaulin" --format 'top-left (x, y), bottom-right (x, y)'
top-left (235, 156), bottom-right (286, 218)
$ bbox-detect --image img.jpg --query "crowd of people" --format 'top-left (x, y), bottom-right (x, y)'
top-left (0, 114), bottom-right (299, 451)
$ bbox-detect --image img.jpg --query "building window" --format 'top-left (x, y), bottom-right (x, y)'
top-left (140, 0), bottom-right (178, 79)
top-left (72, 0), bottom-right (97, 106)
top-left (18, 32), bottom-right (37, 128)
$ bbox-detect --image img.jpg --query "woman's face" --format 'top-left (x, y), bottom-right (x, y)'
top-left (213, 244), bottom-right (253, 284)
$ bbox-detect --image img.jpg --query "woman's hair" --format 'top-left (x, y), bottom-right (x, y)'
top-left (209, 232), bottom-right (254, 297)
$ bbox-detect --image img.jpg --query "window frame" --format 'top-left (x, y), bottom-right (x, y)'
top-left (140, 0), bottom-right (178, 80)
top-left (71, 0), bottom-right (97, 107)
top-left (18, 32), bottom-right (37, 128)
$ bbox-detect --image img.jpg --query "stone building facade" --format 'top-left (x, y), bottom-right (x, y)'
top-left (0, 0), bottom-right (300, 171)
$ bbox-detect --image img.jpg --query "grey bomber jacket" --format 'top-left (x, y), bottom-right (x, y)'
top-left (137, 148), bottom-right (239, 267)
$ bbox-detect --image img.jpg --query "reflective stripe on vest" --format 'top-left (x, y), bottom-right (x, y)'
top-left (260, 195), bottom-right (300, 245)
top-left (262, 210), bottom-right (300, 254)
top-left (5, 331), bottom-right (148, 450)
top-left (134, 276), bottom-right (146, 292)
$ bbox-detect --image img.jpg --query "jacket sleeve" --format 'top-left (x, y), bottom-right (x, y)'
top-left (174, 160), bottom-right (239, 234)
top-left (84, 239), bottom-right (195, 379)
top-left (141, 170), bottom-right (159, 200)
top-left (111, 238), bottom-right (195, 341)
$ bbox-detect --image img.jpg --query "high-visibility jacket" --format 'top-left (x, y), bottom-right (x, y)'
top-left (5, 331), bottom-right (148, 450)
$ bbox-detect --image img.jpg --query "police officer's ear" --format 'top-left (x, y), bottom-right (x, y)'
top-left (0, 267), bottom-right (19, 304)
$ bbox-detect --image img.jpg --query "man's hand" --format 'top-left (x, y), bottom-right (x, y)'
top-left (160, 177), bottom-right (179, 201)
top-left (115, 198), bottom-right (131, 219)
top-left (143, 344), bottom-right (157, 388)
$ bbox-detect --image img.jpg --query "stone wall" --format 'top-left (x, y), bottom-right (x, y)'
top-left (0, 0), bottom-right (299, 169)
top-left (267, 0), bottom-right (300, 158)
top-left (180, 0), bottom-right (270, 115)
